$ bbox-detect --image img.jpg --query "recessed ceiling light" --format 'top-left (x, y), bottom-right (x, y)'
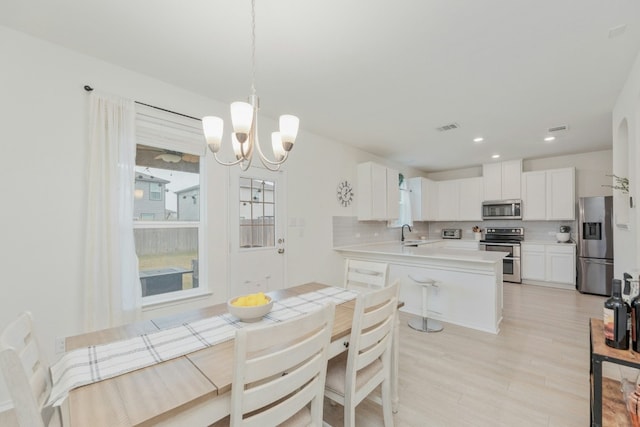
top-left (608, 24), bottom-right (627, 39)
top-left (473, 137), bottom-right (484, 143)
top-left (491, 154), bottom-right (500, 159)
top-left (544, 136), bottom-right (556, 142)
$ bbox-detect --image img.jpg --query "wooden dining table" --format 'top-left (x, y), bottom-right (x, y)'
top-left (60, 282), bottom-right (401, 426)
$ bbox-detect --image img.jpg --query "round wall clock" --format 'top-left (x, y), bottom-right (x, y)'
top-left (337, 180), bottom-right (354, 207)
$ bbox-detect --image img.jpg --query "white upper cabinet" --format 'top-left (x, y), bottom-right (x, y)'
top-left (407, 177), bottom-right (438, 221)
top-left (357, 162), bottom-right (399, 220)
top-left (387, 168), bottom-right (400, 220)
top-left (522, 167), bottom-right (575, 221)
top-left (482, 159), bottom-right (522, 201)
top-left (436, 177), bottom-right (483, 221)
top-left (459, 177), bottom-right (483, 221)
top-left (546, 168), bottom-right (575, 220)
top-left (437, 180), bottom-right (460, 220)
top-left (521, 171), bottom-right (547, 220)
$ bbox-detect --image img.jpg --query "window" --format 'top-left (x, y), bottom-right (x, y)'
top-left (239, 177), bottom-right (275, 248)
top-left (389, 174), bottom-right (412, 228)
top-left (149, 182), bottom-right (163, 201)
top-left (133, 104), bottom-right (207, 302)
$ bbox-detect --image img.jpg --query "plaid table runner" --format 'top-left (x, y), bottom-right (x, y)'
top-left (47, 286), bottom-right (358, 407)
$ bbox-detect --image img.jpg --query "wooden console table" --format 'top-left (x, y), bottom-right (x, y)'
top-left (590, 318), bottom-right (640, 426)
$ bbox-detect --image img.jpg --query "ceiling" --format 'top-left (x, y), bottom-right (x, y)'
top-left (2, 0), bottom-right (640, 172)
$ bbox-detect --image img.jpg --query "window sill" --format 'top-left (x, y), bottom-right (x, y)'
top-left (142, 288), bottom-right (213, 311)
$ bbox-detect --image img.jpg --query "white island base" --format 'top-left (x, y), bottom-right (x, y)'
top-left (335, 242), bottom-right (506, 334)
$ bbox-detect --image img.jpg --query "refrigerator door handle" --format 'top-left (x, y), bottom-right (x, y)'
top-left (582, 258), bottom-right (614, 265)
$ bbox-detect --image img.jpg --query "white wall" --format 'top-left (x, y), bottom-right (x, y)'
top-left (0, 25), bottom-right (424, 406)
top-left (612, 49), bottom-right (640, 278)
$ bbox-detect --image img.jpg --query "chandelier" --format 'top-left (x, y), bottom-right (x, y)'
top-left (202, 0), bottom-right (299, 171)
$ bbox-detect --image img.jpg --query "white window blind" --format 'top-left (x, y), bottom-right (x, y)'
top-left (135, 104), bottom-right (205, 156)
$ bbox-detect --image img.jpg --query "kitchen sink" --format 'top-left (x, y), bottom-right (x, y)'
top-left (402, 240), bottom-right (427, 247)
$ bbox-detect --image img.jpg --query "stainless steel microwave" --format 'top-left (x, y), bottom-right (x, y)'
top-left (482, 200), bottom-right (522, 220)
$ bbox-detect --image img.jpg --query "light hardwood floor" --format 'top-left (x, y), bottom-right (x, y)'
top-left (323, 282), bottom-right (607, 427)
top-left (0, 283), bottom-right (608, 427)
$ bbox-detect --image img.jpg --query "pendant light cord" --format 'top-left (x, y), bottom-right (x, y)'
top-left (251, 0), bottom-right (257, 96)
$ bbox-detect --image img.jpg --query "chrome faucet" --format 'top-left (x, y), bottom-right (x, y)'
top-left (401, 224), bottom-right (412, 242)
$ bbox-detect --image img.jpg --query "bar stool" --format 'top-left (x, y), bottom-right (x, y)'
top-left (407, 275), bottom-right (443, 333)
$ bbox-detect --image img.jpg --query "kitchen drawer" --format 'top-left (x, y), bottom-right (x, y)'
top-left (521, 243), bottom-right (545, 253)
top-left (546, 244), bottom-right (575, 254)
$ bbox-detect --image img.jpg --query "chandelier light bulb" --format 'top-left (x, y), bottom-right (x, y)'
top-left (230, 102), bottom-right (254, 143)
top-left (279, 115), bottom-right (299, 151)
top-left (201, 0), bottom-right (298, 171)
top-left (231, 133), bottom-right (243, 159)
top-left (202, 116), bottom-right (224, 153)
top-left (271, 132), bottom-right (286, 161)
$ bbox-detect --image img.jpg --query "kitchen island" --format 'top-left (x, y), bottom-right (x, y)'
top-left (335, 241), bottom-right (507, 334)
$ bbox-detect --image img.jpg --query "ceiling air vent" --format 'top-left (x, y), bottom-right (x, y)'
top-left (436, 123), bottom-right (460, 132)
top-left (548, 125), bottom-right (569, 133)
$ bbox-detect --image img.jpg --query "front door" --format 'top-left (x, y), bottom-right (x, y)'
top-left (228, 167), bottom-right (287, 298)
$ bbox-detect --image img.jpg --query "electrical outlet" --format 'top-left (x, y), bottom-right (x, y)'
top-left (55, 337), bottom-right (65, 354)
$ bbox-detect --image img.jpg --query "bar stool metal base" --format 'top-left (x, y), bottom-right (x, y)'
top-left (408, 317), bottom-right (444, 333)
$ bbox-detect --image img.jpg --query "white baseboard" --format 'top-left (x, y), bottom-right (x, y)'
top-left (521, 279), bottom-right (575, 291)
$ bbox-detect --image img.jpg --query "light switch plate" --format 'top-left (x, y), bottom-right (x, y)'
top-left (55, 337), bottom-right (65, 354)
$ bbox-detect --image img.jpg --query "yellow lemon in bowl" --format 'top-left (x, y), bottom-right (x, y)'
top-left (231, 292), bottom-right (270, 307)
top-left (228, 292), bottom-right (273, 322)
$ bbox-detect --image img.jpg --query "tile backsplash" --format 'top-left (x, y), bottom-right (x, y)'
top-left (430, 220), bottom-right (577, 242)
top-left (332, 216), bottom-right (576, 247)
top-left (332, 216), bottom-right (429, 247)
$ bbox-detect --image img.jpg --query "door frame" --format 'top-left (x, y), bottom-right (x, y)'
top-left (227, 166), bottom-right (287, 297)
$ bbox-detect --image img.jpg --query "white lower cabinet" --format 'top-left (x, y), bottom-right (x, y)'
top-left (521, 244), bottom-right (546, 281)
top-left (546, 245), bottom-right (576, 284)
top-left (521, 243), bottom-right (576, 287)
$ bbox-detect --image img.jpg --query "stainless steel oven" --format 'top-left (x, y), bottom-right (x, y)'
top-left (480, 228), bottom-right (524, 283)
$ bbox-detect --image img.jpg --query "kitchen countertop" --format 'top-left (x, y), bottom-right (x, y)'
top-left (334, 241), bottom-right (506, 264)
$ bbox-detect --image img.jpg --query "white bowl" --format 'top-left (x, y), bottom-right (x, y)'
top-left (227, 296), bottom-right (273, 322)
top-left (556, 232), bottom-right (570, 242)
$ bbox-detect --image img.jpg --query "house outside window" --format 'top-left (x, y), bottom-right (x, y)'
top-left (133, 104), bottom-right (207, 303)
top-left (149, 182), bottom-right (163, 201)
top-left (134, 173), bottom-right (169, 220)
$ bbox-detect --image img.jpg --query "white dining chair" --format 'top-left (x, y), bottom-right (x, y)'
top-left (226, 303), bottom-right (336, 427)
top-left (0, 312), bottom-right (61, 427)
top-left (324, 280), bottom-right (400, 427)
top-left (344, 259), bottom-right (389, 291)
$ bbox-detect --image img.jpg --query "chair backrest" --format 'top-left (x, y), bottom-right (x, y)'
top-left (344, 259), bottom-right (388, 291)
top-left (230, 303), bottom-right (336, 427)
top-left (345, 280), bottom-right (399, 401)
top-left (0, 312), bottom-right (53, 427)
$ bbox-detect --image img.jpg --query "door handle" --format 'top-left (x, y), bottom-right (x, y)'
top-left (278, 248), bottom-right (285, 254)
top-left (583, 258), bottom-right (613, 266)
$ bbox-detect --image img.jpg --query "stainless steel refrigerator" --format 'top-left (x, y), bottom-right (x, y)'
top-left (577, 196), bottom-right (614, 296)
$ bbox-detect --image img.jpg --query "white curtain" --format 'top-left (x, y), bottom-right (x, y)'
top-left (83, 92), bottom-right (142, 331)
